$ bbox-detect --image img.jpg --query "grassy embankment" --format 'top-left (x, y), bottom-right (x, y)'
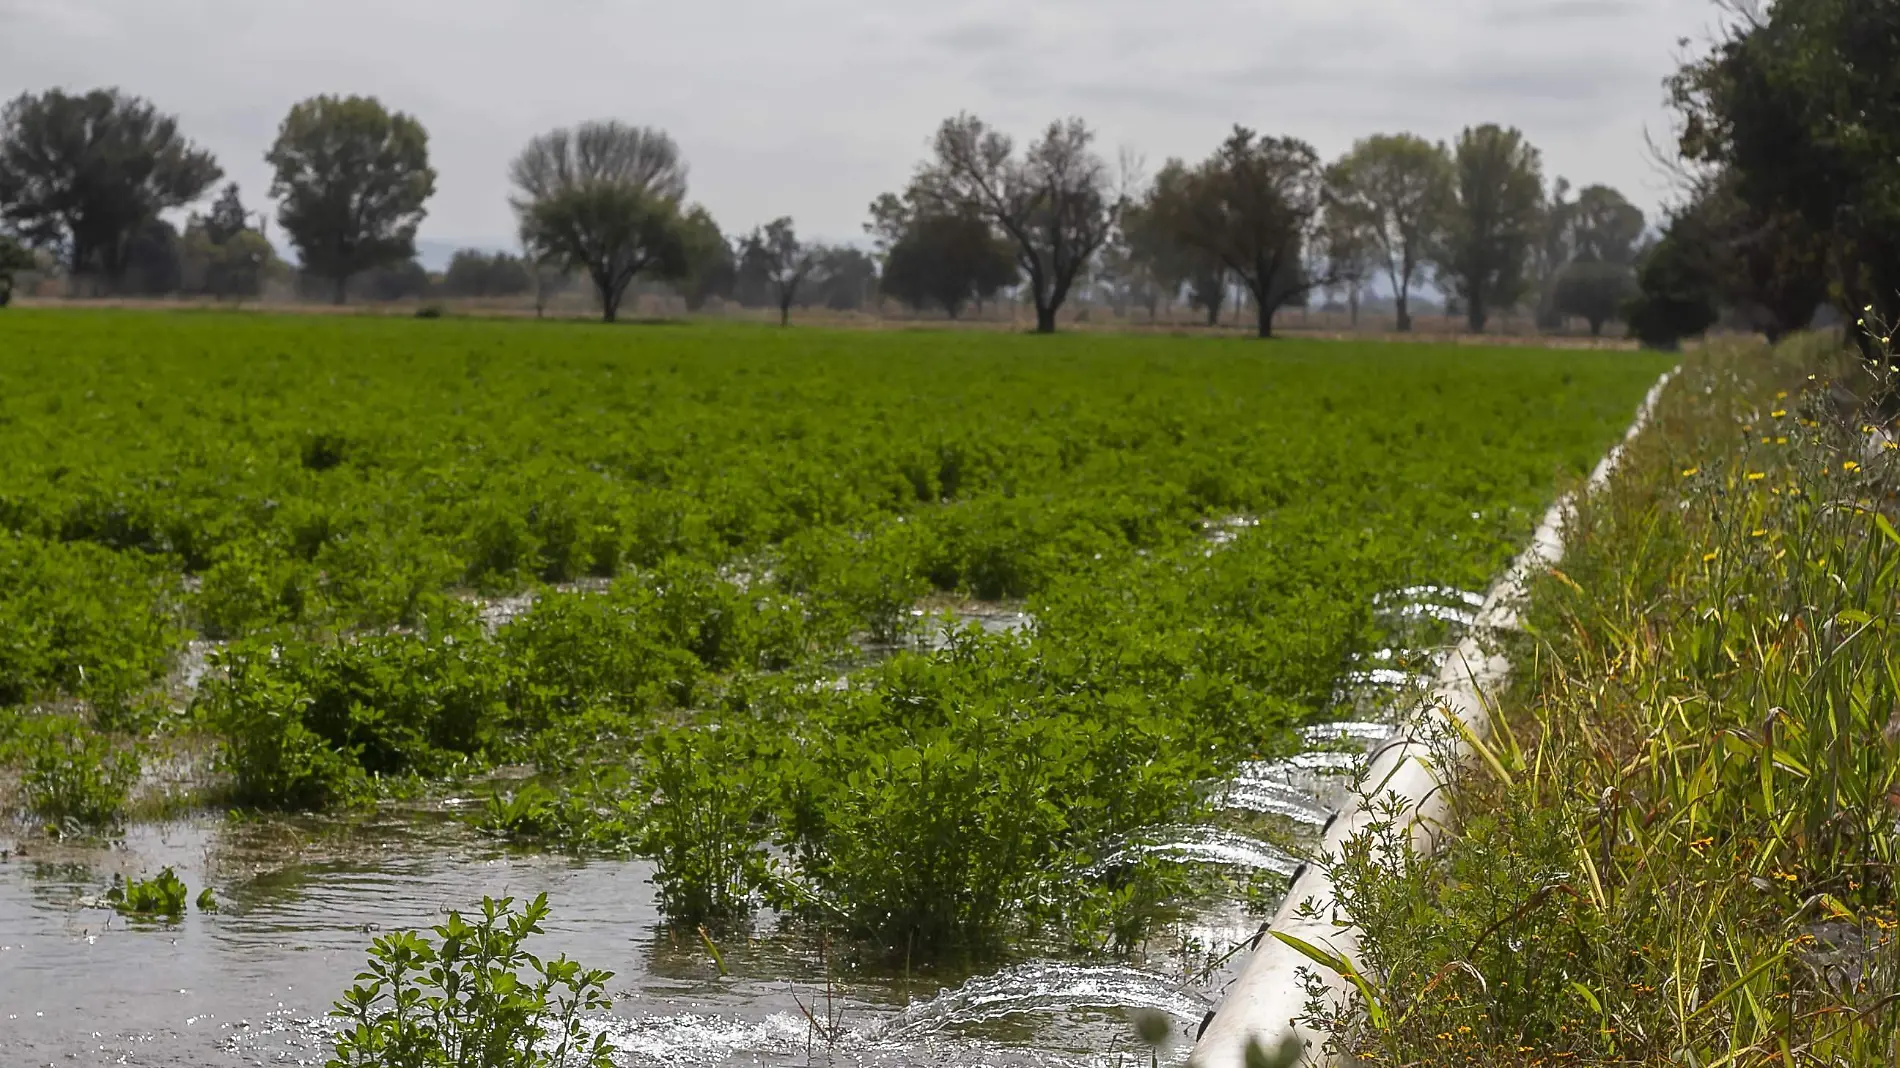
top-left (1315, 333), bottom-right (1900, 1065)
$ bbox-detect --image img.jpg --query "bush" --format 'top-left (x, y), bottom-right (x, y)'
top-left (15, 714), bottom-right (139, 833)
top-left (635, 729), bottom-right (771, 927)
top-left (326, 893), bottom-right (616, 1068)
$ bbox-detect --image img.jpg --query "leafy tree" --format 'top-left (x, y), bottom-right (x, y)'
top-left (1672, 0), bottom-right (1900, 338)
top-left (123, 218), bottom-right (184, 295)
top-left (1552, 259), bottom-right (1638, 336)
top-left (1434, 124), bottom-right (1544, 332)
top-left (0, 234), bottom-right (35, 307)
top-left (510, 122), bottom-right (689, 323)
top-left (1125, 160), bottom-right (1229, 327)
top-left (1625, 228), bottom-right (1718, 350)
top-left (183, 224), bottom-right (273, 300)
top-left (739, 218), bottom-right (824, 326)
top-left (1161, 126), bottom-right (1328, 338)
top-left (878, 209), bottom-right (1017, 319)
top-left (914, 114), bottom-right (1119, 334)
top-left (267, 95), bottom-right (435, 305)
top-left (677, 206), bottom-right (734, 312)
top-left (352, 259), bottom-right (433, 302)
top-left (809, 246), bottom-right (877, 312)
top-left (1325, 134), bottom-right (1453, 331)
top-left (442, 250), bottom-right (532, 298)
top-left (0, 88), bottom-right (221, 289)
top-left (1566, 185), bottom-right (1646, 266)
top-left (203, 182), bottom-right (251, 245)
top-left (182, 185), bottom-right (274, 300)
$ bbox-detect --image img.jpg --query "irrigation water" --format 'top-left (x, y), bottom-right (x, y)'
top-left (0, 584), bottom-right (1475, 1067)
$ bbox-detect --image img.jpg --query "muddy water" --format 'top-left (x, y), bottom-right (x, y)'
top-left (0, 584), bottom-right (1475, 1068)
top-left (0, 813), bottom-right (1215, 1068)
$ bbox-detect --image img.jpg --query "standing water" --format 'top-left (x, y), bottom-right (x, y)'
top-left (0, 584), bottom-right (1476, 1067)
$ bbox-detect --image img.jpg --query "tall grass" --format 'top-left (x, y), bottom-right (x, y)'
top-left (1314, 332), bottom-right (1900, 1065)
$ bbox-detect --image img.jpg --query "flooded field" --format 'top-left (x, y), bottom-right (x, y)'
top-left (0, 583), bottom-right (1473, 1068)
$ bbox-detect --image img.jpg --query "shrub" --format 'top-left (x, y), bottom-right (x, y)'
top-left (326, 893), bottom-right (616, 1068)
top-left (636, 729), bottom-right (770, 927)
top-left (16, 714), bottom-right (139, 833)
top-left (198, 648), bottom-right (359, 809)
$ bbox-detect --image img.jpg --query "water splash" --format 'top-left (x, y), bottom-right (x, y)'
top-left (878, 963), bottom-right (1211, 1040)
top-left (1214, 780), bottom-right (1332, 825)
top-left (1300, 721), bottom-right (1395, 745)
top-left (578, 1012), bottom-right (815, 1066)
top-left (1088, 826), bottom-right (1301, 877)
top-left (1200, 515), bottom-right (1259, 548)
top-left (1373, 585), bottom-right (1486, 610)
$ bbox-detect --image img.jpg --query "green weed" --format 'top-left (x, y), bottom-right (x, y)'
top-left (326, 893), bottom-right (615, 1068)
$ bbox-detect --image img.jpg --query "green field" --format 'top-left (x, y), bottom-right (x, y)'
top-left (0, 310), bottom-right (1671, 956)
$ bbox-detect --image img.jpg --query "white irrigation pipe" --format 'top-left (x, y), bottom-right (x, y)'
top-left (1189, 369), bottom-right (1677, 1068)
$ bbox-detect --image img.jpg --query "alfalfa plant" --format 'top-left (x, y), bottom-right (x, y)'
top-left (326, 893), bottom-right (616, 1068)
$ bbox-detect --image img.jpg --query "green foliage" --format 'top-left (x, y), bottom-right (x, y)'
top-left (0, 311), bottom-right (1672, 959)
top-left (107, 866), bottom-right (189, 918)
top-left (267, 95), bottom-right (436, 303)
top-left (510, 122), bottom-right (689, 323)
top-left (1551, 259), bottom-right (1638, 337)
top-left (0, 531), bottom-right (182, 712)
top-left (878, 210), bottom-right (1018, 319)
top-left (0, 233), bottom-right (36, 306)
top-left (1316, 335), bottom-right (1900, 1064)
top-left (1436, 124), bottom-right (1544, 332)
top-left (1625, 227), bottom-right (1719, 350)
top-left (0, 88), bottom-right (222, 287)
top-left (636, 729), bottom-right (771, 927)
top-left (326, 893), bottom-right (615, 1068)
top-left (13, 713), bottom-right (138, 832)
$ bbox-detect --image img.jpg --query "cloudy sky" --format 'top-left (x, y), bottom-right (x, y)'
top-left (2, 0), bottom-right (1727, 264)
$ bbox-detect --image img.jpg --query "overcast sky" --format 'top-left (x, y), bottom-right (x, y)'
top-left (3, 0), bottom-right (1727, 263)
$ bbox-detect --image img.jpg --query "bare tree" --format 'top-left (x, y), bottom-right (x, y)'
top-left (915, 114), bottom-right (1120, 334)
top-left (509, 121), bottom-right (689, 322)
top-left (741, 217), bottom-right (825, 326)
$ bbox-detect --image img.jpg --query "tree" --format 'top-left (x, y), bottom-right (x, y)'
top-left (182, 184), bottom-right (275, 300)
top-left (1161, 127), bottom-right (1328, 339)
top-left (1320, 208), bottom-right (1377, 328)
top-left (1552, 259), bottom-right (1638, 336)
top-left (1125, 160), bottom-right (1230, 327)
top-left (1435, 125), bottom-right (1544, 332)
top-left (810, 246), bottom-right (878, 311)
top-left (878, 208), bottom-right (1017, 319)
top-left (1625, 227), bottom-right (1718, 350)
top-left (510, 121), bottom-right (690, 323)
top-left (122, 218), bottom-right (184, 295)
top-left (740, 218), bottom-right (824, 326)
top-left (0, 88), bottom-right (220, 289)
top-left (914, 114), bottom-right (1119, 333)
top-left (203, 182), bottom-right (250, 245)
top-left (267, 95), bottom-right (435, 305)
top-left (1325, 134), bottom-right (1452, 331)
top-left (1672, 0), bottom-right (1900, 341)
top-left (1566, 185), bottom-right (1646, 266)
top-left (0, 234), bottom-right (35, 306)
top-left (677, 206), bottom-right (735, 311)
top-left (442, 250), bottom-right (532, 298)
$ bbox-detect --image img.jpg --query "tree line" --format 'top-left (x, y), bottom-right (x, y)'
top-left (2, 3), bottom-right (1883, 345)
